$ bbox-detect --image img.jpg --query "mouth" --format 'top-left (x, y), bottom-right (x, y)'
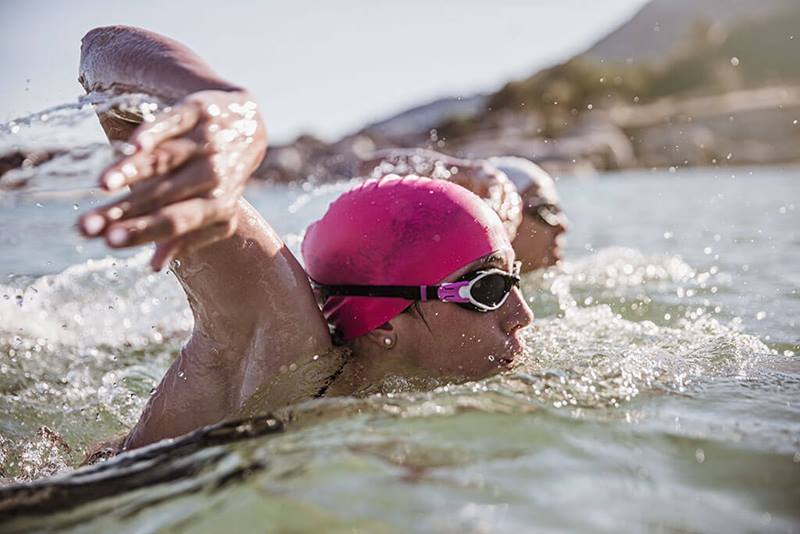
top-left (498, 356), bottom-right (516, 367)
top-left (551, 238), bottom-right (564, 256)
top-left (499, 332), bottom-right (525, 366)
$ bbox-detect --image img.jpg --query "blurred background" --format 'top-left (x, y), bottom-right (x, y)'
top-left (3, 0), bottom-right (799, 184)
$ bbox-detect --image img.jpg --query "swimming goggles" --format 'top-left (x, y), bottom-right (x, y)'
top-left (316, 261), bottom-right (521, 312)
top-left (525, 201), bottom-right (563, 227)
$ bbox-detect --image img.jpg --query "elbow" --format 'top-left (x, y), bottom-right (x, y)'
top-left (79, 26), bottom-right (120, 92)
top-left (80, 25), bottom-right (126, 61)
top-left (81, 25), bottom-right (138, 53)
top-left (79, 25), bottom-right (143, 92)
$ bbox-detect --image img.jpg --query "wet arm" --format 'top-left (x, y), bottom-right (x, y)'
top-left (79, 26), bottom-right (334, 449)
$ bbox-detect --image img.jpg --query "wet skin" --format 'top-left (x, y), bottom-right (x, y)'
top-left (331, 250), bottom-right (534, 395)
top-left (512, 187), bottom-right (569, 272)
top-left (76, 25), bottom-right (535, 451)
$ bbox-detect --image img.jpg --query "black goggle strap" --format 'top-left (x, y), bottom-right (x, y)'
top-left (314, 283), bottom-right (439, 302)
top-left (312, 263), bottom-right (521, 305)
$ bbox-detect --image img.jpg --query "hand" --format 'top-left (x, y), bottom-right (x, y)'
top-left (78, 90), bottom-right (267, 270)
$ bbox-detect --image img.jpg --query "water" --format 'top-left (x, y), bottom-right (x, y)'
top-left (0, 100), bottom-right (798, 532)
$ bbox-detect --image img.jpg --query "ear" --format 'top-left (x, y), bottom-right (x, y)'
top-left (363, 321), bottom-right (398, 351)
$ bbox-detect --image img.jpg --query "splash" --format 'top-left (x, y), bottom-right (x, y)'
top-left (1, 92), bottom-right (163, 192)
top-left (0, 244), bottom-right (773, 482)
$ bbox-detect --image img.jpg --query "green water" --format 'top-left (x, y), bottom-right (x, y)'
top-left (0, 108), bottom-right (798, 533)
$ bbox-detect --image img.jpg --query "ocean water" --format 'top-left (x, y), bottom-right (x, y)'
top-left (0, 98), bottom-right (798, 532)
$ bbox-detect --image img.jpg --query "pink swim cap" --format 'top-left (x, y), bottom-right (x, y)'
top-left (302, 175), bottom-right (511, 341)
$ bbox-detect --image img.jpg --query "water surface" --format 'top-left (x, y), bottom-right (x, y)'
top-left (0, 100), bottom-right (798, 532)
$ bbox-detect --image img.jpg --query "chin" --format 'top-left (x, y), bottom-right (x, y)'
top-left (543, 246), bottom-right (561, 267)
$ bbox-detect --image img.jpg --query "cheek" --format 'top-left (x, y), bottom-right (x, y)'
top-left (516, 219), bottom-right (558, 256)
top-left (424, 309), bottom-right (504, 375)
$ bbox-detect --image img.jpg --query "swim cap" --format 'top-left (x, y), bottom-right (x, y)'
top-left (302, 175), bottom-right (511, 341)
top-left (488, 156), bottom-right (559, 202)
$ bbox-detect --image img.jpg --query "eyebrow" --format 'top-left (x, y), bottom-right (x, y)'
top-left (479, 253), bottom-right (506, 268)
top-left (455, 253), bottom-right (508, 278)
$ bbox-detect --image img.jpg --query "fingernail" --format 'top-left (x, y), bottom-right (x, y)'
top-left (107, 206), bottom-right (124, 220)
top-left (82, 213), bottom-right (106, 236)
top-left (121, 162), bottom-right (138, 178)
top-left (104, 171), bottom-right (125, 190)
top-left (135, 135), bottom-right (152, 152)
top-left (107, 227), bottom-right (128, 246)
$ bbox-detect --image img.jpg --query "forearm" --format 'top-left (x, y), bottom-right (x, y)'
top-left (170, 199), bottom-right (329, 363)
top-left (79, 25), bottom-right (240, 103)
top-left (78, 27), bottom-right (270, 327)
top-left (78, 27), bottom-right (336, 449)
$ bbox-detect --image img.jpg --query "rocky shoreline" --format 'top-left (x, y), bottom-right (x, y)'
top-left (2, 84), bottom-right (797, 190)
top-left (251, 84), bottom-right (800, 183)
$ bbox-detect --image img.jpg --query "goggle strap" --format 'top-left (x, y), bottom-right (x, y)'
top-left (316, 284), bottom-right (416, 300)
top-left (313, 266), bottom-right (519, 306)
top-left (315, 282), bottom-right (472, 302)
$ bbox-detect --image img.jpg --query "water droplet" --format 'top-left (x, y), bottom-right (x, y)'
top-left (695, 448), bottom-right (705, 463)
top-left (730, 57), bottom-right (740, 67)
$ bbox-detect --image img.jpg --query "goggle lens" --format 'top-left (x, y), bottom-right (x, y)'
top-left (471, 273), bottom-right (511, 307)
top-left (455, 262), bottom-right (521, 312)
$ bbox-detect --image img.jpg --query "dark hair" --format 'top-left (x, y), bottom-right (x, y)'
top-left (404, 301), bottom-right (433, 334)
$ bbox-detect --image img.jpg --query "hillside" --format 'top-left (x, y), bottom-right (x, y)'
top-left (584, 0), bottom-right (797, 63)
top-left (251, 0), bottom-right (800, 182)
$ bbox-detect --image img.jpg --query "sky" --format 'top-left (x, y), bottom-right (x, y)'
top-left (0, 0), bottom-right (649, 143)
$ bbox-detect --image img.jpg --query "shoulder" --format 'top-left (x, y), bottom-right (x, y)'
top-left (235, 347), bottom-right (351, 416)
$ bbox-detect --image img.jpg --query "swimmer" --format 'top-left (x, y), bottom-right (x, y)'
top-left (489, 157), bottom-right (570, 272)
top-left (76, 26), bottom-right (533, 452)
top-left (360, 150), bottom-right (569, 273)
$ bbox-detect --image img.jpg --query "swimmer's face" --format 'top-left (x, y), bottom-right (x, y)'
top-left (512, 186), bottom-right (569, 272)
top-left (389, 249), bottom-right (534, 380)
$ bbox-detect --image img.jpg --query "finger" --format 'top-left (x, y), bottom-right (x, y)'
top-left (130, 105), bottom-right (200, 152)
top-left (104, 197), bottom-right (229, 249)
top-left (150, 219), bottom-right (237, 271)
top-left (87, 159), bottom-right (219, 228)
top-left (100, 138), bottom-right (198, 191)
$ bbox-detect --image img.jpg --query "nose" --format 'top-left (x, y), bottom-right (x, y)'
top-left (501, 287), bottom-right (534, 334)
top-left (555, 212), bottom-right (570, 235)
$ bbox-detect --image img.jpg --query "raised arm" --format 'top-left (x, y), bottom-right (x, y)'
top-left (77, 26), bottom-right (336, 450)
